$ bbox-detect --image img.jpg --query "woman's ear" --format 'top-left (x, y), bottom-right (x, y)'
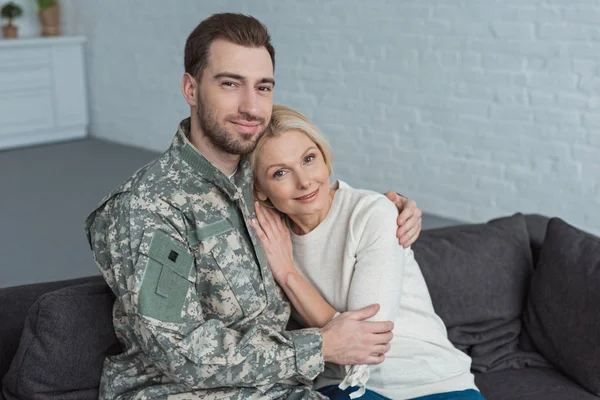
top-left (255, 187), bottom-right (268, 202)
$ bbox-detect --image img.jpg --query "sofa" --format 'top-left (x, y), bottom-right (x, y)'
top-left (1, 213), bottom-right (599, 400)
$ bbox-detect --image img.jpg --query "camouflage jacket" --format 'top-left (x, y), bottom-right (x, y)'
top-left (85, 119), bottom-right (325, 400)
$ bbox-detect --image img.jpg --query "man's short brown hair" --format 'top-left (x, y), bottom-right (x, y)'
top-left (184, 13), bottom-right (275, 82)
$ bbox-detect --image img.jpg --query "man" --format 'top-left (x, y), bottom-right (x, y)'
top-left (86, 13), bottom-right (423, 399)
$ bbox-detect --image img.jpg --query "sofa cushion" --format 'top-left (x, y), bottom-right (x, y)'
top-left (413, 213), bottom-right (542, 373)
top-left (1, 279), bottom-right (121, 400)
top-left (475, 367), bottom-right (600, 400)
top-left (523, 218), bottom-right (600, 396)
top-left (0, 276), bottom-right (103, 383)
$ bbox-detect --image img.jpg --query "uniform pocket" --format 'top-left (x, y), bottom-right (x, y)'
top-left (138, 230), bottom-right (194, 323)
top-left (190, 219), bottom-right (234, 247)
top-left (190, 218), bottom-right (266, 322)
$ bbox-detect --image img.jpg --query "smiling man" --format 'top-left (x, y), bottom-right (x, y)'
top-left (85, 13), bottom-right (423, 400)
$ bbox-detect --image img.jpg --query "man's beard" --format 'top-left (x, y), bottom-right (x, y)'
top-left (197, 101), bottom-right (266, 156)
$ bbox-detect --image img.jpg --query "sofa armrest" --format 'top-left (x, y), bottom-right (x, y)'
top-left (0, 275), bottom-right (104, 382)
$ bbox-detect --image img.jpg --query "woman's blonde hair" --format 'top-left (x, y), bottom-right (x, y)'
top-left (250, 104), bottom-right (334, 203)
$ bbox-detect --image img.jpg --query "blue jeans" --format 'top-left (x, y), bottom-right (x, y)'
top-left (318, 386), bottom-right (485, 400)
top-left (318, 385), bottom-right (391, 399)
top-left (411, 389), bottom-right (485, 399)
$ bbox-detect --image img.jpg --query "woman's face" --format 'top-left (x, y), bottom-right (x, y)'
top-left (255, 130), bottom-right (331, 218)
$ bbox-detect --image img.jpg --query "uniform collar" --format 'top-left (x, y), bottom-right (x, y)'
top-left (170, 118), bottom-right (253, 202)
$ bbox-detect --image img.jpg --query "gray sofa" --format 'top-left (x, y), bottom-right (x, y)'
top-left (1, 213), bottom-right (599, 400)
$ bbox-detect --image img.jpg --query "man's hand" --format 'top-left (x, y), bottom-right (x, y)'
top-left (385, 192), bottom-right (422, 248)
top-left (321, 304), bottom-right (394, 366)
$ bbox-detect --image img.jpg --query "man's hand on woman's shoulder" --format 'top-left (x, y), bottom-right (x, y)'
top-left (385, 192), bottom-right (423, 248)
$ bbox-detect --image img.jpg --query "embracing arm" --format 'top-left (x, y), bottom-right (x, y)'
top-left (86, 195), bottom-right (324, 390)
top-left (385, 191), bottom-right (423, 248)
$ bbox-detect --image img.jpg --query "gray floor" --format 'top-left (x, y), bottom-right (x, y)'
top-left (0, 138), bottom-right (461, 288)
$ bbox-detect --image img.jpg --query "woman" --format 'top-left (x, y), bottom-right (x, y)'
top-left (249, 105), bottom-right (485, 400)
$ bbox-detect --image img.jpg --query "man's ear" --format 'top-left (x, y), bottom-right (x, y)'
top-left (181, 73), bottom-right (198, 107)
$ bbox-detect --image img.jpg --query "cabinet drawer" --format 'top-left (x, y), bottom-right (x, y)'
top-left (0, 47), bottom-right (50, 68)
top-left (0, 89), bottom-right (54, 136)
top-left (0, 66), bottom-right (52, 91)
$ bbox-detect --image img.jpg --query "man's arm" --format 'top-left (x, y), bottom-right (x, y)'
top-left (88, 194), bottom-right (393, 391)
top-left (87, 194), bottom-right (323, 390)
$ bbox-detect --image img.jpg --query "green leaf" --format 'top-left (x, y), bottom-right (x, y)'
top-left (36, 0), bottom-right (56, 10)
top-left (1, 2), bottom-right (23, 19)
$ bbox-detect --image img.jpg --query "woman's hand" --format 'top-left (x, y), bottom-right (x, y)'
top-left (251, 202), bottom-right (296, 284)
top-left (251, 202), bottom-right (338, 328)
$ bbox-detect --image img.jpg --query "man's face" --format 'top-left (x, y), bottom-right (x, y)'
top-left (196, 39), bottom-right (274, 155)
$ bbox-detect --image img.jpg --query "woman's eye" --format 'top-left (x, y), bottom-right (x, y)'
top-left (304, 155), bottom-right (315, 163)
top-left (273, 170), bottom-right (286, 178)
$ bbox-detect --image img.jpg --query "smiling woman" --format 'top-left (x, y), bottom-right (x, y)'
top-left (255, 129), bottom-right (334, 234)
top-left (251, 105), bottom-right (335, 233)
top-left (249, 104), bottom-right (485, 400)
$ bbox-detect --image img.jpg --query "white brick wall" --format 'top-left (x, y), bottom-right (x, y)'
top-left (63, 0), bottom-right (600, 234)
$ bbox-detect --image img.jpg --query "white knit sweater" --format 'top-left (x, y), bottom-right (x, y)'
top-left (290, 181), bottom-right (478, 399)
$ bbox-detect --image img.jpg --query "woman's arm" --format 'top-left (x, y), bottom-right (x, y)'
top-left (281, 271), bottom-right (337, 328)
top-left (347, 196), bottom-right (407, 323)
top-left (337, 196), bottom-right (407, 398)
top-left (251, 202), bottom-right (337, 328)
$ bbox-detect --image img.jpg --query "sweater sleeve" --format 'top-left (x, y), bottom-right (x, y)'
top-left (338, 196), bottom-right (406, 398)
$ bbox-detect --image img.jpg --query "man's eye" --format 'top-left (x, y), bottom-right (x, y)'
top-left (258, 86), bottom-right (272, 92)
top-left (273, 170), bottom-right (285, 178)
top-left (222, 81), bottom-right (236, 87)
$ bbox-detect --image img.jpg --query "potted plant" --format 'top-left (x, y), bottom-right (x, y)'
top-left (1, 1), bottom-right (23, 39)
top-left (36, 0), bottom-right (60, 36)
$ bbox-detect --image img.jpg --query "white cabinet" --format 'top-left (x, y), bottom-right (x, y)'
top-left (0, 36), bottom-right (88, 150)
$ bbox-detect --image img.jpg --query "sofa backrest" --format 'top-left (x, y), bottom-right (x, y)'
top-left (412, 213), bottom-right (550, 373)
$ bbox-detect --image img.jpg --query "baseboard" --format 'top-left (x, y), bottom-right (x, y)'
top-left (0, 126), bottom-right (87, 151)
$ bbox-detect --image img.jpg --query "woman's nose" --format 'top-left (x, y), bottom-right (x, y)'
top-left (296, 172), bottom-right (311, 189)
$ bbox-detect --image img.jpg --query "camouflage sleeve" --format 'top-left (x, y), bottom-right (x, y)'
top-left (88, 194), bottom-right (324, 390)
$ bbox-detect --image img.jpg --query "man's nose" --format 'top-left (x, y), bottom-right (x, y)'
top-left (239, 87), bottom-right (259, 117)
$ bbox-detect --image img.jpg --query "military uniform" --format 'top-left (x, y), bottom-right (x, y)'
top-left (85, 119), bottom-right (325, 399)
